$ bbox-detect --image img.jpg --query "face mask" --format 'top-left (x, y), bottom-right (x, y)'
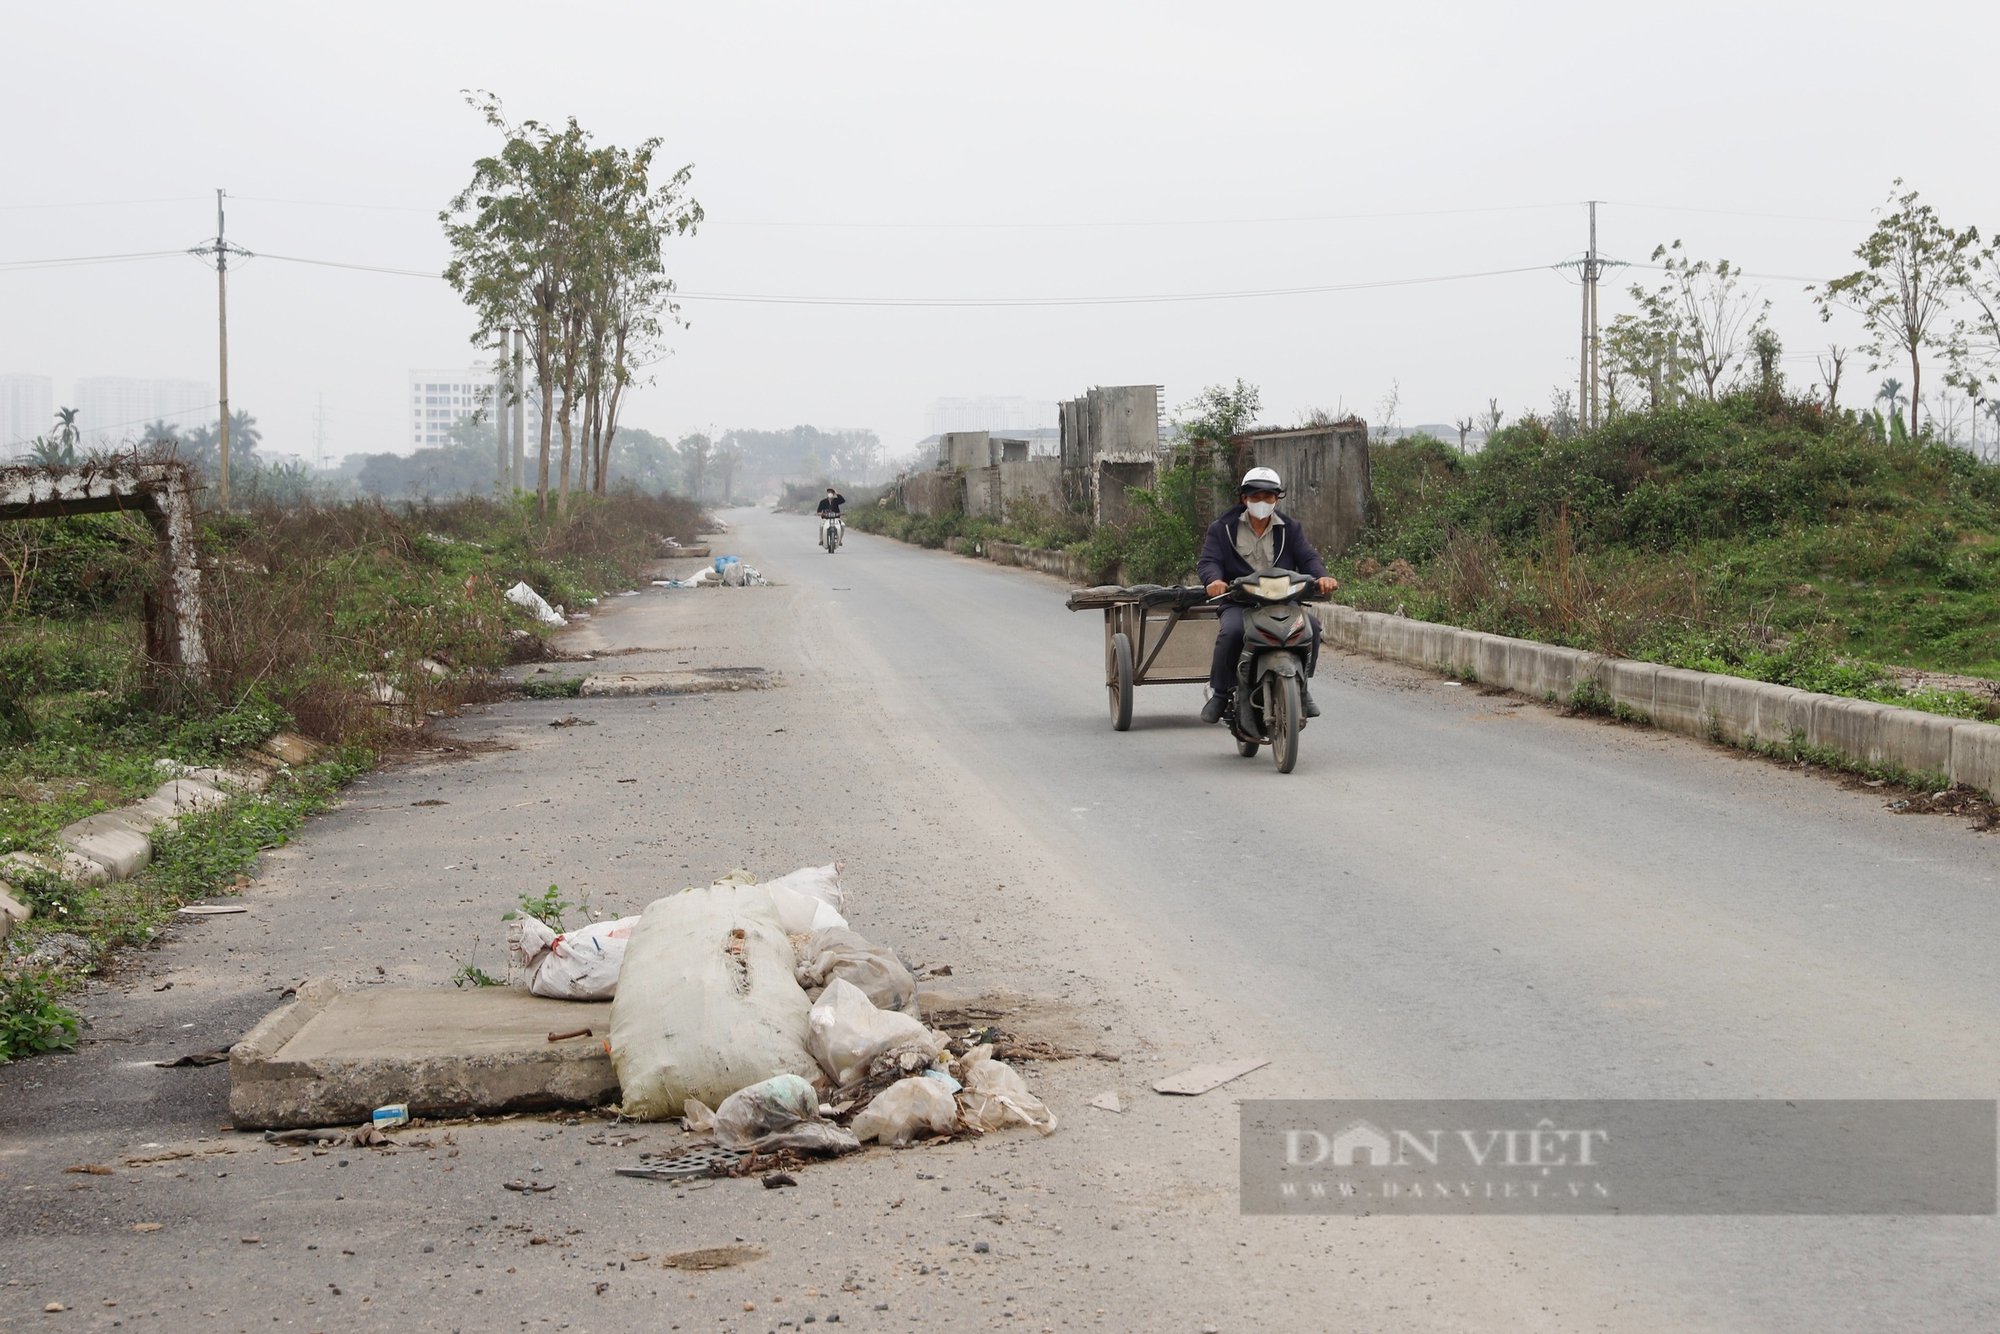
top-left (1245, 500), bottom-right (1276, 520)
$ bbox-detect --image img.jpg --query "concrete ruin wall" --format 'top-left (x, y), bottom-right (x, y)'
top-left (1058, 385), bottom-right (1164, 524)
top-left (903, 468), bottom-right (966, 519)
top-left (0, 461), bottom-right (207, 682)
top-left (939, 430), bottom-right (998, 471)
top-left (963, 457), bottom-right (1063, 522)
top-left (1234, 421), bottom-right (1373, 556)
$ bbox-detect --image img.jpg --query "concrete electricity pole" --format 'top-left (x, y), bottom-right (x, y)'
top-left (1559, 201), bottom-right (1620, 433)
top-left (189, 188), bottom-right (250, 506)
top-left (311, 394), bottom-right (329, 472)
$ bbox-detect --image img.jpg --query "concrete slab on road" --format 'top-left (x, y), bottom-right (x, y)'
top-left (577, 666), bottom-right (773, 697)
top-left (229, 978), bottom-right (615, 1129)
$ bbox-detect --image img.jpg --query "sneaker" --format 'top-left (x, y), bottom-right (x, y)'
top-left (1200, 692), bottom-right (1230, 724)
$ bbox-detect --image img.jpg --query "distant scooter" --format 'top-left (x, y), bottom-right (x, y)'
top-left (820, 514), bottom-right (844, 553)
top-left (1214, 568), bottom-right (1323, 774)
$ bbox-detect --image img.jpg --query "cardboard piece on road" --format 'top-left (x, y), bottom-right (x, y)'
top-left (230, 978), bottom-right (617, 1129)
top-left (1151, 1057), bottom-right (1269, 1096)
top-left (1088, 1091), bottom-right (1125, 1114)
top-left (178, 904), bottom-right (248, 916)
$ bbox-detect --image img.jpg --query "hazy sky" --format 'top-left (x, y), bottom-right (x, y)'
top-left (5, 0), bottom-right (1996, 465)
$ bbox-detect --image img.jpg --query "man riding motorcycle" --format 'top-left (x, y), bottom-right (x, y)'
top-left (816, 488), bottom-right (846, 520)
top-left (1196, 466), bottom-right (1339, 724)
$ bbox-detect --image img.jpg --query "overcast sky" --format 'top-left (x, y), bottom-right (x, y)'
top-left (4, 0), bottom-right (1996, 466)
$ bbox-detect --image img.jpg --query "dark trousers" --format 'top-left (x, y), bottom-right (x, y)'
top-left (1208, 606), bottom-right (1321, 694)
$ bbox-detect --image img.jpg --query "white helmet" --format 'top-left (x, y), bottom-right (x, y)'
top-left (1238, 466), bottom-right (1284, 496)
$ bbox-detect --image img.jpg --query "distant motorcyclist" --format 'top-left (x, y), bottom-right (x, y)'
top-left (1197, 466), bottom-right (1338, 723)
top-left (815, 488), bottom-right (846, 519)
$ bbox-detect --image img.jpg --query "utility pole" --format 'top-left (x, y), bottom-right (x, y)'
top-left (188, 188), bottom-right (250, 506)
top-left (1557, 201), bottom-right (1620, 433)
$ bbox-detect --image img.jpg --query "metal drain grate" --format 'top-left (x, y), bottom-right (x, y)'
top-left (615, 1144), bottom-right (746, 1180)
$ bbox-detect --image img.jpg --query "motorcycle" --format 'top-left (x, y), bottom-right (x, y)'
top-left (1214, 568), bottom-right (1323, 774)
top-left (820, 513), bottom-right (844, 553)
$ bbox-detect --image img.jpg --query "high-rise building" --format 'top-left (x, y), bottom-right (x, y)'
top-left (72, 376), bottom-right (214, 445)
top-left (0, 374), bottom-right (54, 451)
top-left (408, 369), bottom-right (541, 451)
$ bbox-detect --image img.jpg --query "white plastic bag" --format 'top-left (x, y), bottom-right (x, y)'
top-left (956, 1044), bottom-right (1057, 1135)
top-left (609, 882), bottom-right (820, 1119)
top-left (683, 1073), bottom-right (818, 1143)
top-left (762, 862), bottom-right (845, 912)
top-left (504, 581), bottom-right (567, 626)
top-left (806, 978), bottom-right (943, 1089)
top-left (509, 914), bottom-right (640, 1001)
top-left (797, 927), bottom-right (919, 1015)
top-left (850, 1076), bottom-right (959, 1147)
top-left (766, 883), bottom-right (849, 936)
top-left (684, 1076), bottom-right (862, 1155)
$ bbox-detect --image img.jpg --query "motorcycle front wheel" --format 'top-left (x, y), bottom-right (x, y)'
top-left (1269, 675), bottom-right (1301, 773)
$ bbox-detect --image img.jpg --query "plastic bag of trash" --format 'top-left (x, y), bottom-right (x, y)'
top-left (682, 1072), bottom-right (818, 1142)
top-left (807, 979), bottom-right (943, 1088)
top-left (762, 861), bottom-right (845, 912)
top-left (609, 881), bottom-right (820, 1119)
top-left (796, 927), bottom-right (919, 1015)
top-left (504, 581), bottom-right (567, 626)
top-left (510, 914), bottom-right (640, 1001)
top-left (850, 1075), bottom-right (959, 1147)
top-left (766, 883), bottom-right (849, 936)
top-left (955, 1044), bottom-right (1057, 1135)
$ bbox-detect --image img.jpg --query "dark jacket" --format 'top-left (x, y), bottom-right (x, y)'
top-left (816, 493), bottom-right (846, 517)
top-left (1197, 504), bottom-right (1328, 585)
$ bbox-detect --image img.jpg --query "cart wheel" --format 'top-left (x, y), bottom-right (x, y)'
top-left (1235, 737), bottom-right (1259, 758)
top-left (1270, 676), bottom-right (1302, 774)
top-left (1108, 632), bottom-right (1134, 731)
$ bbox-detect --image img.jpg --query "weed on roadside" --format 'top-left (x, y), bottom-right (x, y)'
top-left (0, 971), bottom-right (80, 1061)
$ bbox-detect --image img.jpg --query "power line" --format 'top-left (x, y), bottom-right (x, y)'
top-left (0, 249), bottom-right (189, 270)
top-left (4, 400), bottom-right (220, 451)
top-left (709, 203), bottom-right (1583, 230)
top-left (0, 196), bottom-right (208, 212)
top-left (1602, 200), bottom-right (1863, 226)
top-left (255, 251), bottom-right (1556, 305)
top-left (232, 194), bottom-right (435, 213)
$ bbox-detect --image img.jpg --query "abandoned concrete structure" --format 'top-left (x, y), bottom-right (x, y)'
top-left (894, 386), bottom-right (1373, 562)
top-left (0, 461), bottom-right (207, 682)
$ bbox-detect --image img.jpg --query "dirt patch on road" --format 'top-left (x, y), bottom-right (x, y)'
top-left (918, 989), bottom-right (1121, 1065)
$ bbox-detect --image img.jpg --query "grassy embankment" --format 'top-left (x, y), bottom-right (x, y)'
top-left (0, 488), bottom-right (701, 1059)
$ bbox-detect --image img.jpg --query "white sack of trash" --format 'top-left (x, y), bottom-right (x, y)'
top-left (504, 580), bottom-right (567, 626)
top-left (509, 914), bottom-right (640, 1002)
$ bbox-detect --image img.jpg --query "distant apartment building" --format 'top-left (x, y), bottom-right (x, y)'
top-left (409, 369), bottom-right (541, 451)
top-left (0, 373), bottom-right (53, 450)
top-left (927, 395), bottom-right (1059, 437)
top-left (72, 376), bottom-right (212, 445)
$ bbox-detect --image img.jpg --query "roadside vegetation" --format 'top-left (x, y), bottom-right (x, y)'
top-left (1330, 390), bottom-right (2000, 721)
top-left (0, 486), bottom-right (701, 1059)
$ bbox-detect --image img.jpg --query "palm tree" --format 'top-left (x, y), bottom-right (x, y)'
top-left (1876, 378), bottom-right (1908, 432)
top-left (223, 410), bottom-right (262, 467)
top-left (51, 406), bottom-right (80, 451)
top-left (25, 436), bottom-right (76, 468)
top-left (178, 423), bottom-right (220, 473)
top-left (140, 420), bottom-right (181, 450)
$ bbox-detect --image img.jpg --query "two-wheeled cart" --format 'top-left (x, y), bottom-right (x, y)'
top-left (1065, 585), bottom-right (1218, 731)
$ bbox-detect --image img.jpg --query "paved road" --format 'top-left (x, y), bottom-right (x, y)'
top-left (3, 503), bottom-right (1995, 1331)
top-left (766, 506), bottom-right (2000, 1328)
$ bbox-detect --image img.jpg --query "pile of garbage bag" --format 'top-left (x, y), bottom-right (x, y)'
top-left (507, 860), bottom-right (1055, 1154)
top-left (652, 556), bottom-right (767, 589)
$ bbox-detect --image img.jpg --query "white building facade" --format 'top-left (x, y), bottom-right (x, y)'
top-left (409, 368), bottom-right (541, 451)
top-left (1, 374), bottom-right (53, 452)
top-left (72, 377), bottom-right (212, 446)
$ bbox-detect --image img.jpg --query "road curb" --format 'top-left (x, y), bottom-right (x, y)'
top-left (1321, 608), bottom-right (1998, 796)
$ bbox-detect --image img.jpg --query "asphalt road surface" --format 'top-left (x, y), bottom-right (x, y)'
top-left (3, 504), bottom-right (1996, 1332)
